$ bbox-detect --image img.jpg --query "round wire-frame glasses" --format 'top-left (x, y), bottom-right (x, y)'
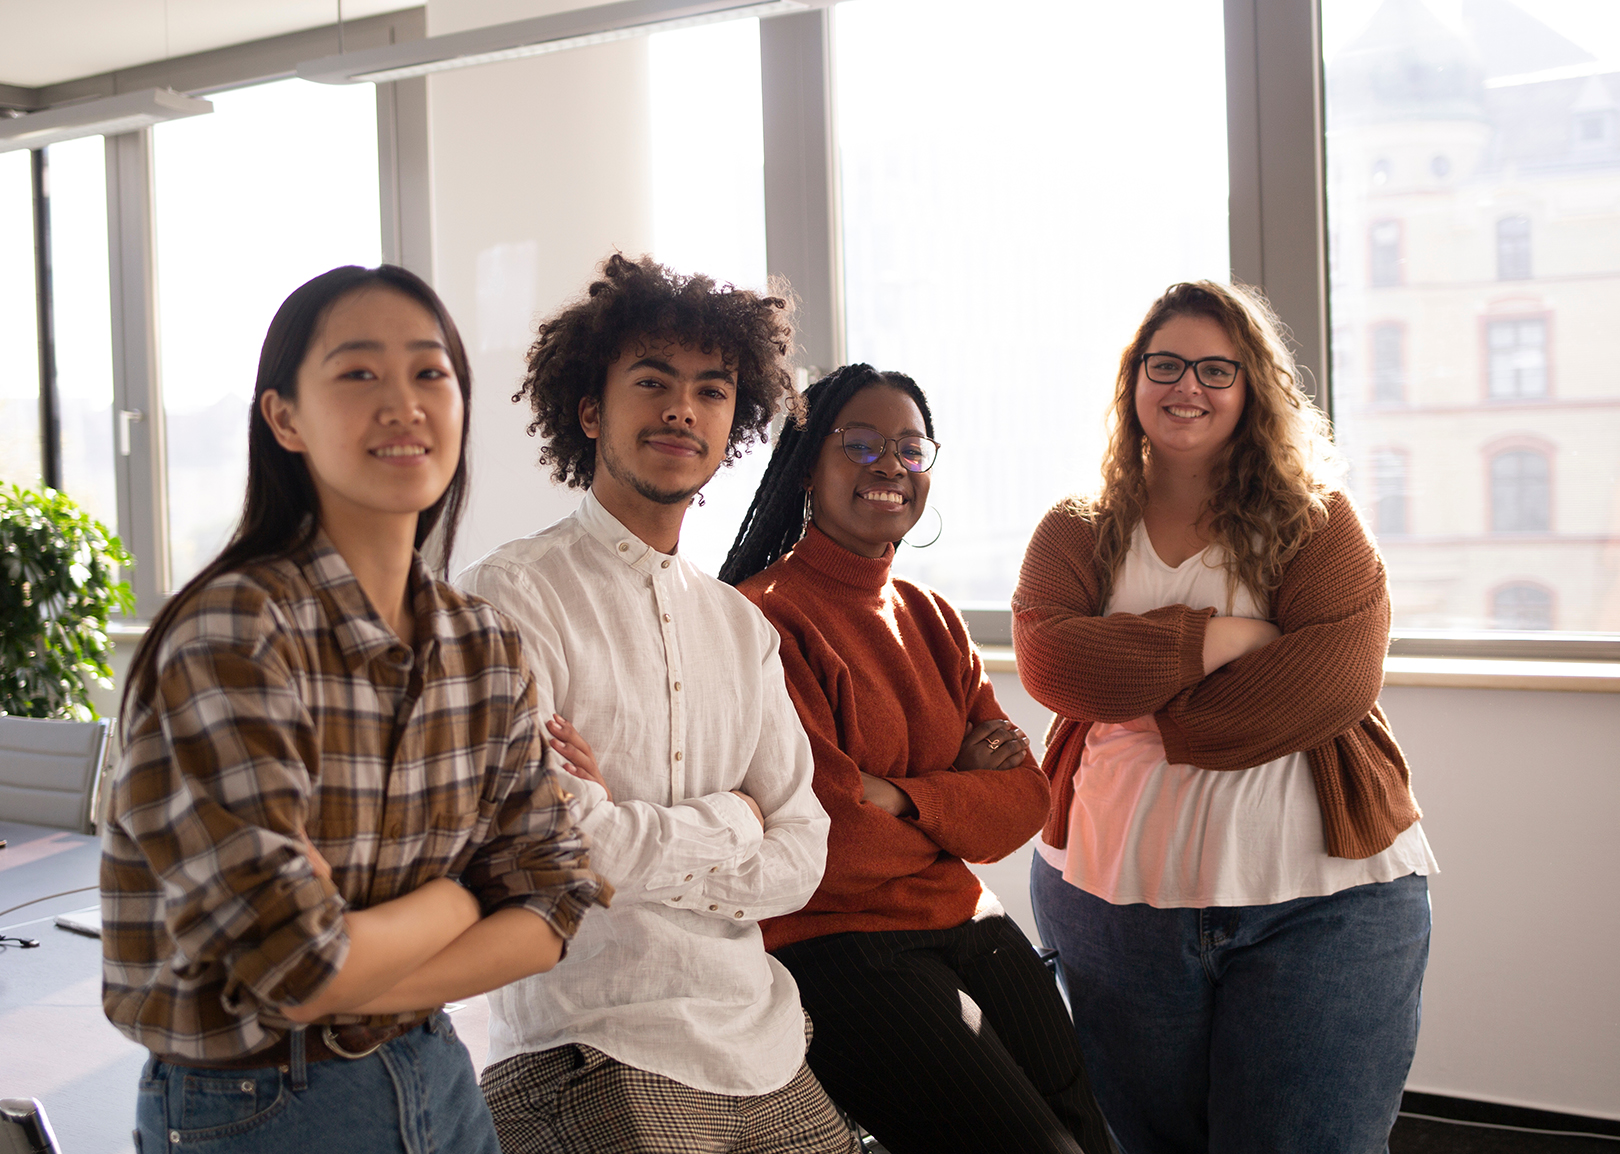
top-left (828, 426), bottom-right (941, 473)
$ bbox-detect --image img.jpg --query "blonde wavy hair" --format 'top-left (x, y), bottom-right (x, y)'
top-left (1080, 281), bottom-right (1344, 609)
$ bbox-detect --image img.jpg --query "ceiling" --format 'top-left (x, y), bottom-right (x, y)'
top-left (0, 0), bottom-right (416, 89)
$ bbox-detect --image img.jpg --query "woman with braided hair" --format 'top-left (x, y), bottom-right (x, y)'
top-left (721, 365), bottom-right (1114, 1154)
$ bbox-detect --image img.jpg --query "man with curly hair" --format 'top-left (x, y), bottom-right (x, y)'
top-left (458, 255), bottom-right (854, 1154)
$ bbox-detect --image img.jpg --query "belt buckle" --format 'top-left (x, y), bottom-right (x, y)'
top-left (321, 1024), bottom-right (387, 1060)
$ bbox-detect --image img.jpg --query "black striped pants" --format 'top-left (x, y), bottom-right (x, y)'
top-left (775, 914), bottom-right (1115, 1154)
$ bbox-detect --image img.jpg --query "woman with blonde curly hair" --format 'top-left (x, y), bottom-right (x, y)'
top-left (1013, 281), bottom-right (1437, 1154)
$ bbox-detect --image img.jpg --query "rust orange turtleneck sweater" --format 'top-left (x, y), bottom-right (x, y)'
top-left (738, 525), bottom-right (1050, 952)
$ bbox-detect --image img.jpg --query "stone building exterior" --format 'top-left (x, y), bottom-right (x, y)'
top-left (1326, 0), bottom-right (1620, 632)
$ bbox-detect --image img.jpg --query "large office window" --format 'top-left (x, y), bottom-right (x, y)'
top-left (1324, 0), bottom-right (1619, 633)
top-left (0, 151), bottom-right (41, 491)
top-left (645, 18), bottom-right (772, 577)
top-left (153, 78), bottom-right (380, 586)
top-left (834, 0), bottom-right (1230, 606)
top-left (47, 136), bottom-right (117, 529)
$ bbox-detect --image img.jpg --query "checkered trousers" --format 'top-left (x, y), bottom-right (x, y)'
top-left (480, 1026), bottom-right (859, 1154)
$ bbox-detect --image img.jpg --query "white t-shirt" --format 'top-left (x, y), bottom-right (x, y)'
top-left (1036, 522), bottom-right (1436, 908)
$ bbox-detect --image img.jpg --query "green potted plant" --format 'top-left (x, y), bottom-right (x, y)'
top-left (0, 484), bottom-right (134, 832)
top-left (0, 483), bottom-right (134, 719)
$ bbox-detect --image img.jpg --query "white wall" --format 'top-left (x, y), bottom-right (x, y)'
top-left (426, 0), bottom-right (652, 573)
top-left (1381, 685), bottom-right (1620, 1119)
top-left (984, 673), bottom-right (1620, 1121)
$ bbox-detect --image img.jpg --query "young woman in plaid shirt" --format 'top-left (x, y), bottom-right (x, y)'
top-left (102, 266), bottom-right (609, 1153)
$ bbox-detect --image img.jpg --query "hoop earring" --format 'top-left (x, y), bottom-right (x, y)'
top-left (901, 505), bottom-right (943, 548)
top-left (802, 489), bottom-right (813, 531)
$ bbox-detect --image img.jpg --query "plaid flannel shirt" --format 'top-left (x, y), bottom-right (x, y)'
top-left (101, 531), bottom-right (609, 1061)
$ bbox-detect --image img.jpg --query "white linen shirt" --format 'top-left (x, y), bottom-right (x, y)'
top-left (457, 491), bottom-right (829, 1095)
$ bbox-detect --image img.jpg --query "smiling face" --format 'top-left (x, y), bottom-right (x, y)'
top-left (807, 384), bottom-right (931, 559)
top-left (260, 285), bottom-right (462, 541)
top-left (1133, 311), bottom-right (1248, 467)
top-left (581, 338), bottom-right (737, 514)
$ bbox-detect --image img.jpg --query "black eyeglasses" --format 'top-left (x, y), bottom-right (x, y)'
top-left (1140, 352), bottom-right (1244, 389)
top-left (827, 426), bottom-right (940, 473)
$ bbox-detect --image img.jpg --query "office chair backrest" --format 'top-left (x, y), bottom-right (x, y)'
top-left (0, 716), bottom-right (110, 834)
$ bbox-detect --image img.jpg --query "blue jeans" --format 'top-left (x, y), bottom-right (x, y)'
top-left (135, 1013), bottom-right (501, 1154)
top-left (1030, 857), bottom-right (1430, 1154)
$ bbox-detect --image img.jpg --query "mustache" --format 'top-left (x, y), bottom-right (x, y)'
top-left (639, 428), bottom-right (709, 454)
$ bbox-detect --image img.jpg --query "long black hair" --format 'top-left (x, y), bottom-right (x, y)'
top-left (719, 364), bottom-right (934, 586)
top-left (120, 265), bottom-right (473, 727)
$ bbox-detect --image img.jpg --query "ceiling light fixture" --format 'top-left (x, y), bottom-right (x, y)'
top-left (297, 0), bottom-right (828, 85)
top-left (0, 88), bottom-right (213, 154)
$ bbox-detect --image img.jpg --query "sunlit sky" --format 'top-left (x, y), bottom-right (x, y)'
top-left (1322, 0), bottom-right (1620, 64)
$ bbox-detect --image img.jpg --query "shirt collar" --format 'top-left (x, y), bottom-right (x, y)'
top-left (576, 489), bottom-right (681, 577)
top-left (293, 528), bottom-right (444, 674)
top-left (786, 522), bottom-right (894, 591)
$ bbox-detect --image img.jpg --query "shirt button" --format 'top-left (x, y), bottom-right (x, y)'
top-left (240, 1080), bottom-right (253, 1093)
top-left (386, 821), bottom-right (403, 839)
top-left (708, 904), bottom-right (719, 911)
top-left (673, 682), bottom-right (681, 691)
top-left (661, 559), bottom-right (670, 568)
top-left (618, 542), bottom-right (629, 552)
top-left (733, 910), bottom-right (744, 918)
top-left (663, 613), bottom-right (671, 622)
top-left (684, 873), bottom-right (694, 881)
top-left (170, 1132), bottom-right (181, 1144)
top-left (671, 894), bottom-right (681, 902)
top-left (674, 751), bottom-right (683, 761)
top-left (709, 865), bottom-right (718, 873)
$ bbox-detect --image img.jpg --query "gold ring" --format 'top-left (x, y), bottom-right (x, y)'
top-left (985, 737), bottom-right (1005, 751)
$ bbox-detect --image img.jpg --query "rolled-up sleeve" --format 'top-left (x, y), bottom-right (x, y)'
top-left (458, 672), bottom-right (613, 938)
top-left (123, 621), bottom-right (349, 1018)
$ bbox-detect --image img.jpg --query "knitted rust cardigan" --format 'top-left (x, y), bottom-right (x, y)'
top-left (1011, 490), bottom-right (1421, 860)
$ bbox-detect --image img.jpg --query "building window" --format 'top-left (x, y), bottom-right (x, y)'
top-left (1489, 448), bottom-right (1551, 533)
top-left (1486, 317), bottom-right (1548, 399)
top-left (1369, 220), bottom-right (1402, 286)
top-left (1370, 449), bottom-right (1408, 536)
top-left (1496, 216), bottom-right (1530, 280)
top-left (1370, 323), bottom-right (1405, 402)
top-left (1491, 583), bottom-right (1554, 630)
top-left (1574, 110), bottom-right (1613, 148)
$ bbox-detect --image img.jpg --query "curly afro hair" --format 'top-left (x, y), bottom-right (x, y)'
top-left (516, 253), bottom-right (798, 489)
